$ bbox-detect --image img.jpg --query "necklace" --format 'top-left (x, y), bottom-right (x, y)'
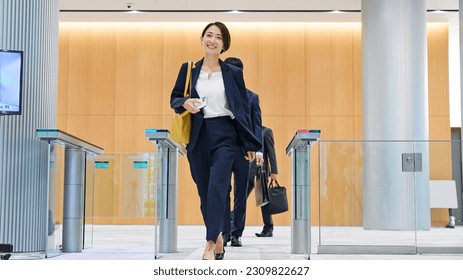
top-left (207, 72), bottom-right (213, 80)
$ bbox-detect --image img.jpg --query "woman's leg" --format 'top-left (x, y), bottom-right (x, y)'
top-left (187, 124), bottom-right (216, 260)
top-left (204, 117), bottom-right (239, 241)
top-left (189, 117), bottom-right (240, 259)
top-left (187, 124), bottom-right (212, 224)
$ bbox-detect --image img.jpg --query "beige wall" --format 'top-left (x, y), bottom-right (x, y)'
top-left (57, 22), bottom-right (451, 226)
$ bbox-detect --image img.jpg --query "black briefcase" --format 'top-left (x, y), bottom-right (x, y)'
top-left (262, 180), bottom-right (288, 215)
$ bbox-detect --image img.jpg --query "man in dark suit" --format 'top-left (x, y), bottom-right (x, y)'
top-left (222, 57), bottom-right (263, 247)
top-left (248, 126), bottom-right (278, 237)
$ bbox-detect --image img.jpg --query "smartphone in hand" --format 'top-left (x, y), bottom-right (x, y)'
top-left (194, 96), bottom-right (207, 109)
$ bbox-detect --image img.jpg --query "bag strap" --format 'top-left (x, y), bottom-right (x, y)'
top-left (184, 61), bottom-right (193, 98)
top-left (269, 179), bottom-right (280, 188)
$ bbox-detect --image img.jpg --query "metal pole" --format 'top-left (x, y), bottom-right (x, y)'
top-left (291, 147), bottom-right (310, 255)
top-left (158, 144), bottom-right (179, 253)
top-left (62, 147), bottom-right (85, 252)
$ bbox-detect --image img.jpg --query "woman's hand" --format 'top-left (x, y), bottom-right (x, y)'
top-left (182, 98), bottom-right (202, 114)
top-left (245, 151), bottom-right (256, 162)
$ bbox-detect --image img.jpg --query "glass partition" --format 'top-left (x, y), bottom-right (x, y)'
top-left (46, 144), bottom-right (64, 257)
top-left (85, 153), bottom-right (157, 253)
top-left (415, 140), bottom-right (463, 253)
top-left (317, 140), bottom-right (463, 254)
top-left (83, 154), bottom-right (95, 249)
top-left (47, 144), bottom-right (102, 256)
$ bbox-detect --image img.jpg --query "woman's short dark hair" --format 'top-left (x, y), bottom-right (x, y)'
top-left (201, 22), bottom-right (231, 54)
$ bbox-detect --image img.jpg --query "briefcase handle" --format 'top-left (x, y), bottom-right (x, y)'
top-left (268, 179), bottom-right (281, 188)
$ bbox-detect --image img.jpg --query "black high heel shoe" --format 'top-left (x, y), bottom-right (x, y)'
top-left (214, 236), bottom-right (225, 260)
top-left (214, 247), bottom-right (225, 260)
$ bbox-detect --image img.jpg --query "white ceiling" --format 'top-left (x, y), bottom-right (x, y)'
top-left (59, 0), bottom-right (459, 24)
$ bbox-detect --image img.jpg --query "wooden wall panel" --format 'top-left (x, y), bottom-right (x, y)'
top-left (114, 116), bottom-right (162, 152)
top-left (306, 24), bottom-right (332, 116)
top-left (65, 26), bottom-right (89, 115)
top-left (257, 23), bottom-right (285, 116)
top-left (428, 24), bottom-right (450, 117)
top-left (87, 27), bottom-right (116, 116)
top-left (225, 23), bottom-right (259, 91)
top-left (66, 115), bottom-right (115, 151)
top-left (57, 22), bottom-right (451, 228)
top-left (281, 24), bottom-right (307, 116)
top-left (114, 24), bottom-right (164, 116)
top-left (353, 25), bottom-right (362, 117)
top-left (66, 24), bottom-right (116, 116)
top-left (56, 116), bottom-right (67, 131)
top-left (427, 23), bottom-right (451, 226)
top-left (330, 24), bottom-right (355, 116)
top-left (354, 116), bottom-right (363, 140)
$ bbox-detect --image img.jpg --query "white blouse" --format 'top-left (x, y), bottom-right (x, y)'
top-left (196, 70), bottom-right (235, 119)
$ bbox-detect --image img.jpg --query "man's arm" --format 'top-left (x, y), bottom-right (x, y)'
top-left (264, 128), bottom-right (278, 175)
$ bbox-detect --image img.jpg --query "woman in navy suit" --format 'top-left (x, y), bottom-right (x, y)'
top-left (170, 22), bottom-right (261, 260)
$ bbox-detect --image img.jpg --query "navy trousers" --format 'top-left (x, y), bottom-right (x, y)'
top-left (187, 116), bottom-right (241, 241)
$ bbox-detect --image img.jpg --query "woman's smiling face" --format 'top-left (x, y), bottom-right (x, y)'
top-left (201, 25), bottom-right (224, 56)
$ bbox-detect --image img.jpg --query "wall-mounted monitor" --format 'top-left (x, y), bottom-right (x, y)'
top-left (0, 49), bottom-right (23, 115)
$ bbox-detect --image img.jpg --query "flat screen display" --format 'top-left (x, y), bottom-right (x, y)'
top-left (0, 50), bottom-right (23, 115)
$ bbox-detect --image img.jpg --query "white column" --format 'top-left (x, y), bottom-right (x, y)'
top-left (362, 0), bottom-right (430, 230)
top-left (0, 0), bottom-right (59, 251)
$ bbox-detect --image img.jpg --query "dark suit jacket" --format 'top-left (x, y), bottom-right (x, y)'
top-left (247, 89), bottom-right (263, 146)
top-left (170, 59), bottom-right (262, 152)
top-left (248, 126), bottom-right (278, 189)
top-left (262, 127), bottom-right (278, 178)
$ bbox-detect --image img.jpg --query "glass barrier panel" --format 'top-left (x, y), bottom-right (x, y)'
top-left (415, 140), bottom-right (463, 253)
top-left (47, 144), bottom-right (64, 257)
top-left (86, 153), bottom-right (156, 251)
top-left (83, 154), bottom-right (96, 249)
top-left (317, 140), bottom-right (418, 253)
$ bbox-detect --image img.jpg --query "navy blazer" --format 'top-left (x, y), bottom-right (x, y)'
top-left (247, 89), bottom-right (263, 151)
top-left (170, 59), bottom-right (262, 152)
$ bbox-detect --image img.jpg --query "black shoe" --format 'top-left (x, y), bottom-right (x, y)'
top-left (255, 231), bottom-right (273, 237)
top-left (222, 233), bottom-right (231, 247)
top-left (214, 246), bottom-right (225, 260)
top-left (230, 236), bottom-right (242, 247)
